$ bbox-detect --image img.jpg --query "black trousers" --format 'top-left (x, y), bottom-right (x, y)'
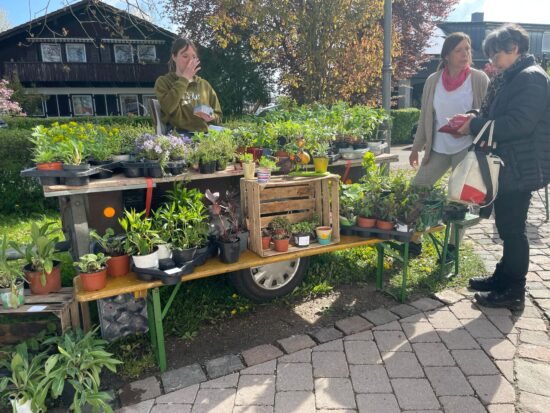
top-left (493, 190), bottom-right (532, 291)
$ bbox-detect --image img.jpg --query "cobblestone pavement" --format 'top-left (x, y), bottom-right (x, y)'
top-left (116, 193), bottom-right (550, 412)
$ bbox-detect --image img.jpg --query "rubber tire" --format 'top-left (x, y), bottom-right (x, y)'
top-left (229, 257), bottom-right (310, 303)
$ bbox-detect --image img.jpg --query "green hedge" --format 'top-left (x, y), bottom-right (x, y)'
top-left (4, 116), bottom-right (153, 129)
top-left (390, 108), bottom-right (420, 145)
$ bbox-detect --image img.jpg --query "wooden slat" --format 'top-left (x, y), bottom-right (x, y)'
top-left (260, 198), bottom-right (316, 214)
top-left (321, 178), bottom-right (331, 226)
top-left (0, 303), bottom-right (66, 314)
top-left (330, 177), bottom-right (341, 243)
top-left (260, 211), bottom-right (313, 229)
top-left (260, 185), bottom-right (313, 201)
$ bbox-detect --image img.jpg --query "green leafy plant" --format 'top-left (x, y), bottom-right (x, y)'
top-left (269, 216), bottom-right (291, 235)
top-left (58, 138), bottom-right (88, 166)
top-left (90, 228), bottom-right (128, 257)
top-left (74, 253), bottom-right (110, 273)
top-left (240, 153), bottom-right (254, 163)
top-left (118, 209), bottom-right (160, 255)
top-left (339, 183), bottom-right (364, 224)
top-left (258, 156), bottom-right (278, 170)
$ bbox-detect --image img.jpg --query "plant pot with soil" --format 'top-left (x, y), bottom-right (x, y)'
top-left (118, 209), bottom-right (161, 269)
top-left (0, 235), bottom-right (26, 309)
top-left (261, 228), bottom-right (272, 250)
top-left (90, 228), bottom-right (130, 277)
top-left (315, 226), bottom-right (333, 245)
top-left (272, 233), bottom-right (290, 252)
top-left (75, 253), bottom-right (110, 292)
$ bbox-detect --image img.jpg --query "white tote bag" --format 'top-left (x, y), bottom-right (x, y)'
top-left (447, 120), bottom-right (503, 206)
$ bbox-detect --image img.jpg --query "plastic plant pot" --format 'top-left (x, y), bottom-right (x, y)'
top-left (80, 268), bottom-right (108, 292)
top-left (376, 220), bottom-right (395, 231)
top-left (243, 163), bottom-right (255, 179)
top-left (273, 237), bottom-right (290, 252)
top-left (357, 216), bottom-right (377, 228)
top-left (24, 262), bottom-right (62, 295)
top-left (107, 255), bottom-right (130, 277)
top-left (256, 167), bottom-right (271, 183)
top-left (132, 250), bottom-right (159, 269)
top-left (313, 157), bottom-right (329, 173)
top-left (315, 226), bottom-right (332, 245)
top-left (36, 161), bottom-right (63, 171)
top-left (262, 236), bottom-right (272, 249)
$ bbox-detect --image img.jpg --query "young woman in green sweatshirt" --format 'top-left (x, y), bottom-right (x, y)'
top-left (154, 38), bottom-right (222, 133)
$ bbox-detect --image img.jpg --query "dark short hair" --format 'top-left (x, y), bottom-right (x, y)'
top-left (168, 37), bottom-right (197, 71)
top-left (483, 24), bottom-right (530, 57)
top-left (438, 32), bottom-right (472, 70)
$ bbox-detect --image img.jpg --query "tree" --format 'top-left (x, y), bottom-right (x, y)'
top-left (0, 79), bottom-right (25, 116)
top-left (0, 8), bottom-right (10, 33)
top-left (6, 74), bottom-right (44, 116)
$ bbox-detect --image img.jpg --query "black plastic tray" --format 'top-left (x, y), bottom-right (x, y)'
top-left (21, 162), bottom-right (121, 178)
top-left (342, 225), bottom-right (415, 242)
top-left (132, 259), bottom-right (195, 285)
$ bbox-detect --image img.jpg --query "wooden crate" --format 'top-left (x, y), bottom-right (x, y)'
top-left (240, 174), bottom-right (340, 257)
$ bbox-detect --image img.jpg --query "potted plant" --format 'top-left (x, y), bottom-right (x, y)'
top-left (30, 125), bottom-right (63, 170)
top-left (290, 221), bottom-right (315, 247)
top-left (118, 209), bottom-right (161, 269)
top-left (315, 226), bottom-right (333, 245)
top-left (241, 153), bottom-right (255, 180)
top-left (339, 183), bottom-right (364, 228)
top-left (0, 235), bottom-right (25, 309)
top-left (374, 192), bottom-right (397, 230)
top-left (309, 141), bottom-right (331, 173)
top-left (205, 189), bottom-right (241, 263)
top-left (193, 133), bottom-right (219, 174)
top-left (135, 133), bottom-right (173, 177)
top-left (166, 135), bottom-right (191, 175)
top-left (272, 232), bottom-right (290, 252)
top-left (74, 253), bottom-right (110, 292)
top-left (356, 192), bottom-right (377, 228)
top-left (257, 157), bottom-right (278, 183)
top-left (0, 343), bottom-right (51, 413)
top-left (261, 228), bottom-right (272, 250)
top-left (59, 138), bottom-right (90, 171)
top-left (90, 228), bottom-right (130, 277)
top-left (211, 129), bottom-right (237, 171)
top-left (269, 216), bottom-right (291, 236)
top-left (11, 221), bottom-right (62, 295)
top-left (44, 327), bottom-right (121, 413)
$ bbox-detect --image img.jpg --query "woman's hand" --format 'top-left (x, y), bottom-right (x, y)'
top-left (194, 112), bottom-right (215, 122)
top-left (409, 150), bottom-right (419, 168)
top-left (177, 57), bottom-right (201, 82)
top-left (457, 116), bottom-right (474, 135)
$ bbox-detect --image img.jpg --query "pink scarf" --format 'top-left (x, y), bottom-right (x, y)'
top-left (442, 65), bottom-right (471, 91)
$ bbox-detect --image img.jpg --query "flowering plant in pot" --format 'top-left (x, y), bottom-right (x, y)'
top-left (134, 133), bottom-right (173, 177)
top-left (205, 189), bottom-right (241, 263)
top-left (74, 253), bottom-right (110, 292)
top-left (90, 228), bottom-right (130, 277)
top-left (240, 153), bottom-right (255, 180)
top-left (0, 235), bottom-right (26, 309)
top-left (118, 209), bottom-right (161, 269)
top-left (257, 157), bottom-right (278, 183)
top-left (30, 125), bottom-right (63, 169)
top-left (11, 221), bottom-right (62, 295)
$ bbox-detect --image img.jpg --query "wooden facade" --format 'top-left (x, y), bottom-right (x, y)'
top-left (0, 0), bottom-right (175, 117)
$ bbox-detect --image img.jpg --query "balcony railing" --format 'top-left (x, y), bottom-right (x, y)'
top-left (3, 62), bottom-right (167, 84)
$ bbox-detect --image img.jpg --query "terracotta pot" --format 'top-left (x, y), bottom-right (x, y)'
top-left (107, 255), bottom-right (130, 277)
top-left (36, 161), bottom-right (63, 171)
top-left (273, 237), bottom-right (290, 252)
top-left (356, 216), bottom-right (377, 228)
top-left (80, 268), bottom-right (108, 292)
top-left (24, 262), bottom-right (62, 295)
top-left (262, 236), bottom-right (272, 249)
top-left (313, 157), bottom-right (329, 173)
top-left (376, 220), bottom-right (395, 230)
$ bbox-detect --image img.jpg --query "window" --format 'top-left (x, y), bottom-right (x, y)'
top-left (141, 95), bottom-right (156, 115)
top-left (66, 44), bottom-right (86, 63)
top-left (120, 95), bottom-right (139, 115)
top-left (72, 95), bottom-right (94, 116)
top-left (41, 43), bottom-right (62, 62)
top-left (137, 45), bottom-right (157, 63)
top-left (114, 44), bottom-right (133, 63)
top-left (543, 32), bottom-right (550, 53)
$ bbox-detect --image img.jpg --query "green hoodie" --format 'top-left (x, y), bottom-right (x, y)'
top-left (154, 72), bottom-right (222, 132)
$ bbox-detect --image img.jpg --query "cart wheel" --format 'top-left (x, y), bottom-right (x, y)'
top-left (229, 257), bottom-right (310, 303)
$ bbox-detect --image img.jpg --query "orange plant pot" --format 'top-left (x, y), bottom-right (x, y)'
top-left (356, 216), bottom-right (377, 228)
top-left (25, 263), bottom-right (62, 295)
top-left (107, 255), bottom-right (130, 277)
top-left (376, 220), bottom-right (395, 230)
top-left (80, 268), bottom-right (108, 292)
top-left (36, 162), bottom-right (63, 171)
top-left (273, 238), bottom-right (290, 252)
top-left (262, 236), bottom-right (272, 250)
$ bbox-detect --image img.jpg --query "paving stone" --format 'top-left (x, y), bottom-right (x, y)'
top-left (527, 282), bottom-right (548, 291)
top-left (276, 363), bottom-right (313, 391)
top-left (462, 318), bottom-right (504, 339)
top-left (241, 360), bottom-right (276, 375)
top-left (362, 308), bottom-right (399, 326)
top-left (119, 376), bottom-right (162, 406)
top-left (439, 396), bottom-right (485, 413)
top-left (538, 271), bottom-right (550, 281)
top-left (344, 340), bottom-right (382, 364)
top-left (382, 352), bottom-right (424, 378)
top-left (192, 388), bottom-right (237, 413)
top-left (373, 320), bottom-right (402, 331)
top-left (477, 305), bottom-right (512, 317)
top-left (242, 344), bottom-right (283, 367)
top-left (412, 343), bottom-right (455, 366)
top-left (517, 305), bottom-right (542, 319)
top-left (392, 379), bottom-right (439, 410)
top-left (515, 317), bottom-right (547, 331)
top-left (314, 378), bottom-right (356, 410)
top-left (234, 406), bottom-right (273, 413)
top-left (433, 290), bottom-right (464, 305)
top-left (410, 298), bottom-right (444, 312)
top-left (519, 391), bottom-right (550, 413)
top-left (156, 384), bottom-right (199, 404)
top-left (117, 400), bottom-right (154, 413)
top-left (205, 354), bottom-right (244, 379)
top-left (309, 327), bottom-right (343, 343)
top-left (486, 316), bottom-right (517, 335)
top-left (278, 348), bottom-right (311, 363)
top-left (451, 350), bottom-right (499, 376)
top-left (390, 303), bottom-right (421, 318)
top-left (529, 289), bottom-right (550, 299)
top-left (314, 339), bottom-right (343, 351)
top-left (478, 339), bottom-right (517, 360)
top-left (486, 404), bottom-right (515, 413)
top-left (235, 375), bottom-right (275, 406)
top-left (495, 360), bottom-right (514, 383)
top-left (449, 301), bottom-right (484, 319)
top-left (438, 329), bottom-right (480, 350)
top-left (344, 330), bottom-right (374, 341)
top-left (400, 313), bottom-right (429, 324)
top-left (335, 315), bottom-right (373, 335)
top-left (455, 287), bottom-right (476, 298)
top-left (518, 343), bottom-right (550, 362)
top-left (350, 364), bottom-right (392, 393)
top-left (312, 351), bottom-right (349, 377)
top-left (356, 394), bottom-right (400, 413)
top-left (276, 334), bottom-right (316, 354)
top-left (515, 359), bottom-right (550, 397)
top-left (468, 375), bottom-right (515, 405)
top-left (316, 411), bottom-right (356, 413)
top-left (274, 391), bottom-right (314, 413)
top-left (424, 367), bottom-right (473, 396)
top-left (374, 330), bottom-right (412, 352)
top-left (519, 330), bottom-right (550, 347)
top-left (200, 373), bottom-right (239, 389)
top-left (402, 322), bottom-right (440, 343)
top-left (150, 404), bottom-right (191, 413)
top-left (536, 299), bottom-right (550, 310)
top-left (426, 309), bottom-right (462, 329)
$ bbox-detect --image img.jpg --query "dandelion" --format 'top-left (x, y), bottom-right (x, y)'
top-left (230, 309), bottom-right (237, 315)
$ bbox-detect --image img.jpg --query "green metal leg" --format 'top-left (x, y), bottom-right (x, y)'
top-left (376, 244), bottom-right (384, 290)
top-left (454, 224), bottom-right (461, 276)
top-left (147, 288), bottom-right (167, 372)
top-left (440, 224), bottom-right (451, 277)
top-left (400, 243), bottom-right (409, 303)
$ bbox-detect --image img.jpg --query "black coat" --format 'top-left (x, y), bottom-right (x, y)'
top-left (470, 56), bottom-right (550, 193)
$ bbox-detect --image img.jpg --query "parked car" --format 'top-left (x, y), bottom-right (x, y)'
top-left (0, 118), bottom-right (8, 128)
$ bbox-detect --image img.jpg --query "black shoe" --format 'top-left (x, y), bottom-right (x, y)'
top-left (468, 276), bottom-right (503, 292)
top-left (474, 289), bottom-right (525, 312)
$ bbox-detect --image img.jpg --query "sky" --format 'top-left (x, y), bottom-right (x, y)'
top-left (1, 0), bottom-right (549, 29)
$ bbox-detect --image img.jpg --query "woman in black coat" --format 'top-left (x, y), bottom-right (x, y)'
top-left (458, 24), bottom-right (550, 311)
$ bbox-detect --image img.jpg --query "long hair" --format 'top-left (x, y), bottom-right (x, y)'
top-left (437, 32), bottom-right (472, 71)
top-left (168, 38), bottom-right (197, 72)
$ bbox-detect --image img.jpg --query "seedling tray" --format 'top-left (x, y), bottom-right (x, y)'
top-left (132, 260), bottom-right (195, 285)
top-left (347, 225), bottom-right (415, 242)
top-left (21, 162), bottom-right (121, 186)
